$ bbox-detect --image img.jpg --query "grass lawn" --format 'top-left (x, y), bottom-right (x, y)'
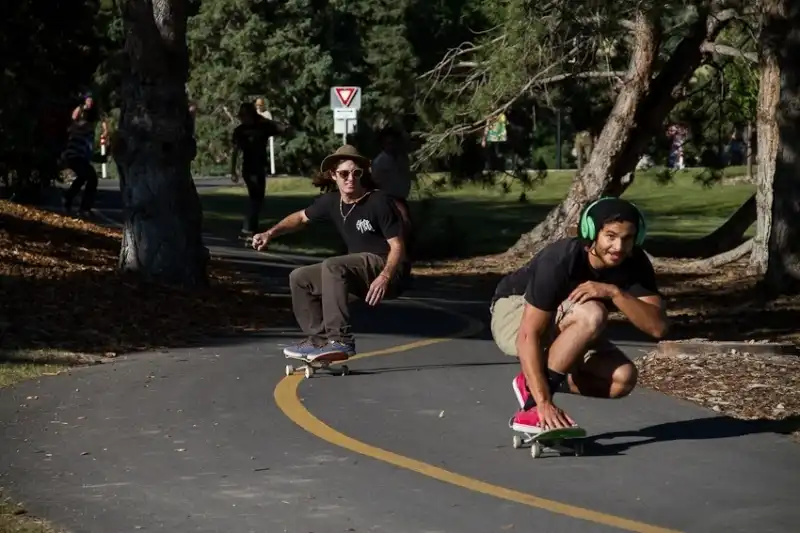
top-left (200, 166), bottom-right (754, 259)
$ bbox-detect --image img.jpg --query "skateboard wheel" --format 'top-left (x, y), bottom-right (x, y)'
top-left (531, 441), bottom-right (543, 459)
top-left (512, 435), bottom-right (522, 449)
top-left (284, 365), bottom-right (293, 376)
top-left (304, 367), bottom-right (313, 379)
top-left (340, 365), bottom-right (350, 376)
top-left (573, 441), bottom-right (584, 457)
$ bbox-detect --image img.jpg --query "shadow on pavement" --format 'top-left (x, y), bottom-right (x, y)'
top-left (336, 360), bottom-right (520, 376)
top-left (590, 414), bottom-right (800, 455)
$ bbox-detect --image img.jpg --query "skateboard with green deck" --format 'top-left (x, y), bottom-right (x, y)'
top-left (511, 424), bottom-right (588, 458)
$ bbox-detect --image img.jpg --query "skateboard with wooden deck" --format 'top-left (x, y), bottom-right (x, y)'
top-left (284, 351), bottom-right (350, 379)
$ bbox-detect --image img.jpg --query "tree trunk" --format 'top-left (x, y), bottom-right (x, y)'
top-left (113, 0), bottom-right (207, 287)
top-left (763, 1), bottom-right (800, 294)
top-left (503, 10), bottom-right (661, 259)
top-left (504, 3), bottom-right (734, 259)
top-left (749, 0), bottom-right (783, 274)
top-left (746, 122), bottom-right (755, 181)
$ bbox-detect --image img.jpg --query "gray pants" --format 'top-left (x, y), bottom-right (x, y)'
top-left (289, 253), bottom-right (398, 344)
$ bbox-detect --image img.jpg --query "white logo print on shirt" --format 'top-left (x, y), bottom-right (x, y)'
top-left (355, 219), bottom-right (374, 234)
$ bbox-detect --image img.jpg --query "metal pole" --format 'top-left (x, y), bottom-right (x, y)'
top-left (269, 136), bottom-right (276, 175)
top-left (556, 108), bottom-right (562, 169)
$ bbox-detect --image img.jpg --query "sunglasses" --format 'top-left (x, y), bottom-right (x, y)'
top-left (335, 168), bottom-right (363, 180)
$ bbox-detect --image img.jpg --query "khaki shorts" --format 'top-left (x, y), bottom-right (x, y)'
top-left (490, 295), bottom-right (614, 358)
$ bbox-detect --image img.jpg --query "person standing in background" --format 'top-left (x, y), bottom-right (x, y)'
top-left (230, 102), bottom-right (292, 236)
top-left (62, 96), bottom-right (101, 217)
top-left (371, 126), bottom-right (414, 253)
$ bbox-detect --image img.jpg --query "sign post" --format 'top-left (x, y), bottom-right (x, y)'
top-left (330, 86), bottom-right (361, 144)
top-left (258, 108), bottom-right (277, 175)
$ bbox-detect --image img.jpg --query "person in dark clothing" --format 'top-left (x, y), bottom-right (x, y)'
top-left (490, 197), bottom-right (669, 434)
top-left (251, 144), bottom-right (410, 361)
top-left (230, 102), bottom-right (292, 235)
top-left (61, 103), bottom-right (100, 216)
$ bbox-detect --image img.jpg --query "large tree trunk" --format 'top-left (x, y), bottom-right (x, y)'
top-left (762, 1), bottom-right (800, 294)
top-left (504, 3), bottom-right (736, 259)
top-left (113, 0), bottom-right (207, 287)
top-left (504, 10), bottom-right (661, 259)
top-left (749, 0), bottom-right (782, 273)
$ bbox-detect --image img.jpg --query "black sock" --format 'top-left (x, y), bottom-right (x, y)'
top-left (522, 369), bottom-right (567, 411)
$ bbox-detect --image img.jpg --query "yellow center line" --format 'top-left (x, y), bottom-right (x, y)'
top-left (273, 301), bottom-right (683, 533)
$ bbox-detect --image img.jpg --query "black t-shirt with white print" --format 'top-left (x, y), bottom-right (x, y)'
top-left (492, 237), bottom-right (660, 311)
top-left (304, 190), bottom-right (403, 258)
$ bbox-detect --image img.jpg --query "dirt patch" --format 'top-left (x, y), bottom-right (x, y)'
top-left (0, 200), bottom-right (294, 365)
top-left (636, 350), bottom-right (800, 442)
top-left (0, 493), bottom-right (64, 533)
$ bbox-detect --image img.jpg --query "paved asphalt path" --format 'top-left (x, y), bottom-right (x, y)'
top-left (1, 185), bottom-right (799, 533)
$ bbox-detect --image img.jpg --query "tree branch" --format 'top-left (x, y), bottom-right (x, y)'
top-left (701, 41), bottom-right (757, 62)
top-left (648, 239), bottom-right (753, 270)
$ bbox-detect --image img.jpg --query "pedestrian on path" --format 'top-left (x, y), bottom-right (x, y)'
top-left (230, 102), bottom-right (292, 236)
top-left (61, 98), bottom-right (101, 216)
top-left (489, 197), bottom-right (669, 434)
top-left (250, 144), bottom-right (411, 360)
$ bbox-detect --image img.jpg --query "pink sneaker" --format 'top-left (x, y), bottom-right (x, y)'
top-left (512, 372), bottom-right (530, 408)
top-left (508, 409), bottom-right (544, 434)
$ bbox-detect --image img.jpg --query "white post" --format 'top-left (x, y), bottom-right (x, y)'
top-left (269, 136), bottom-right (276, 175)
top-left (101, 142), bottom-right (108, 179)
top-left (342, 120), bottom-right (347, 145)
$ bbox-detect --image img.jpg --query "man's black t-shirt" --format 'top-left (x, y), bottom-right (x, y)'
top-left (233, 119), bottom-right (282, 174)
top-left (304, 190), bottom-right (403, 258)
top-left (492, 238), bottom-right (660, 311)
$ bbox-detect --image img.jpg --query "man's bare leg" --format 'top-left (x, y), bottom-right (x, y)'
top-left (511, 300), bottom-right (610, 432)
top-left (547, 300), bottom-right (609, 374)
top-left (517, 300), bottom-right (609, 412)
top-left (566, 346), bottom-right (638, 399)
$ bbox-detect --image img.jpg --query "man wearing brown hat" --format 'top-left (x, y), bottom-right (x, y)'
top-left (251, 145), bottom-right (410, 360)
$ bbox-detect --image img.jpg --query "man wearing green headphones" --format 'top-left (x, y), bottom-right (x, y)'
top-left (490, 197), bottom-right (669, 434)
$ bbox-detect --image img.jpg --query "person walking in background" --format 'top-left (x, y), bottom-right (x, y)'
top-left (61, 98), bottom-right (101, 217)
top-left (230, 102), bottom-right (292, 236)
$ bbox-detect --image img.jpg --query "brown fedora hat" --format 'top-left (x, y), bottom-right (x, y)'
top-left (320, 144), bottom-right (371, 174)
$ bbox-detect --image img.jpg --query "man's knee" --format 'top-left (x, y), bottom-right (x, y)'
top-left (612, 362), bottom-right (638, 398)
top-left (564, 301), bottom-right (608, 338)
top-left (289, 264), bottom-right (316, 289)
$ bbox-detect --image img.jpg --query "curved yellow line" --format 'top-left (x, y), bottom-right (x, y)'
top-left (273, 302), bottom-right (682, 533)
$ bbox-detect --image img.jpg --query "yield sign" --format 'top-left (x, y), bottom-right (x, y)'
top-left (335, 87), bottom-right (357, 107)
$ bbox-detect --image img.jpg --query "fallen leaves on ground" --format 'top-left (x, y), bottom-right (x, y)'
top-left (0, 200), bottom-right (294, 360)
top-left (0, 493), bottom-right (64, 533)
top-left (636, 350), bottom-right (800, 441)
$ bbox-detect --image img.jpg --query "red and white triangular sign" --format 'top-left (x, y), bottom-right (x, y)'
top-left (335, 87), bottom-right (357, 107)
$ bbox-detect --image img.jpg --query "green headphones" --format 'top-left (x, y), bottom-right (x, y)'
top-left (579, 196), bottom-right (648, 246)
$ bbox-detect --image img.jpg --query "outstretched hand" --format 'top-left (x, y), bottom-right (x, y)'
top-left (365, 274), bottom-right (390, 307)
